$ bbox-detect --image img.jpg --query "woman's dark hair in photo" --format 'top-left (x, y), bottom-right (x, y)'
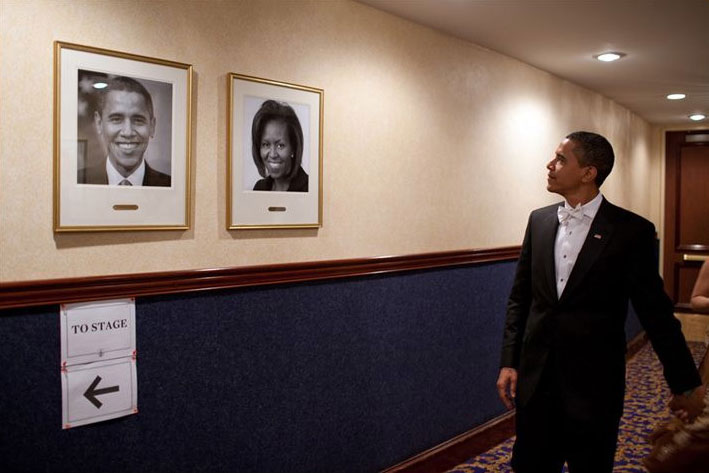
top-left (251, 100), bottom-right (303, 180)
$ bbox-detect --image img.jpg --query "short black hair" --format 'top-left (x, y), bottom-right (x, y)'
top-left (251, 100), bottom-right (304, 180)
top-left (96, 75), bottom-right (154, 119)
top-left (566, 131), bottom-right (615, 187)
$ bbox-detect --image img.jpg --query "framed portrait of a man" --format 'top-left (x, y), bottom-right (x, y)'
top-left (54, 42), bottom-right (192, 231)
top-left (228, 73), bottom-right (323, 229)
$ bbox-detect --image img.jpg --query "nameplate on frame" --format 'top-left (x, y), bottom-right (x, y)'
top-left (112, 204), bottom-right (139, 211)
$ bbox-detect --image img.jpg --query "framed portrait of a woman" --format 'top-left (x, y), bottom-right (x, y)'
top-left (227, 73), bottom-right (323, 229)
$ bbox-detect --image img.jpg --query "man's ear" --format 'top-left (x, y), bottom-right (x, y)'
top-left (583, 166), bottom-right (598, 184)
top-left (149, 116), bottom-right (156, 139)
top-left (93, 110), bottom-right (102, 135)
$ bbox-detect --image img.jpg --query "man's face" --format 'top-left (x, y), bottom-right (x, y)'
top-left (94, 90), bottom-right (155, 176)
top-left (546, 138), bottom-right (592, 197)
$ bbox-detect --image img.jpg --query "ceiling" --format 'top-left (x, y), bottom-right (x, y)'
top-left (357, 0), bottom-right (709, 126)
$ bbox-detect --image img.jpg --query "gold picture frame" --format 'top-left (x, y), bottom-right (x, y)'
top-left (227, 73), bottom-right (323, 229)
top-left (54, 41), bottom-right (192, 232)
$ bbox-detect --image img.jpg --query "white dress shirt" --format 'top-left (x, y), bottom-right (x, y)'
top-left (106, 158), bottom-right (145, 186)
top-left (554, 192), bottom-right (603, 298)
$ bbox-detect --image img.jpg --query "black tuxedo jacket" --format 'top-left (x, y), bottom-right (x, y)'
top-left (78, 161), bottom-right (171, 187)
top-left (501, 198), bottom-right (700, 420)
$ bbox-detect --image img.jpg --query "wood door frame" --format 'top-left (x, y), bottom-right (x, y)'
top-left (663, 129), bottom-right (709, 307)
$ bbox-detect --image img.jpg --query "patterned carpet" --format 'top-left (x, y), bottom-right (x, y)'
top-left (447, 341), bottom-right (707, 473)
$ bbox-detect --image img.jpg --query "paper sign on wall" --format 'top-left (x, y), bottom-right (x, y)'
top-left (60, 299), bottom-right (138, 429)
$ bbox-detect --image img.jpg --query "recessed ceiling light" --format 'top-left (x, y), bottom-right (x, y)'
top-left (667, 93), bottom-right (686, 100)
top-left (689, 114), bottom-right (706, 121)
top-left (93, 82), bottom-right (108, 89)
top-left (595, 52), bottom-right (625, 62)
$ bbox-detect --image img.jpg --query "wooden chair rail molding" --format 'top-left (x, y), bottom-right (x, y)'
top-left (0, 246), bottom-right (521, 310)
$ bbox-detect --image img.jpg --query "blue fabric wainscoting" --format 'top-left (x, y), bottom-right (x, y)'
top-left (0, 259), bottom-right (643, 473)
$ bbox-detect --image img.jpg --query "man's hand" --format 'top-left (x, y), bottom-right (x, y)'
top-left (496, 367), bottom-right (518, 410)
top-left (670, 384), bottom-right (706, 423)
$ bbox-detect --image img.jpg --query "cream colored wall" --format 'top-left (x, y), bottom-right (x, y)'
top-left (0, 0), bottom-right (663, 282)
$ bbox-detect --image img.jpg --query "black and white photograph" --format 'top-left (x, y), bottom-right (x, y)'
top-left (244, 97), bottom-right (310, 193)
top-left (228, 73), bottom-right (323, 229)
top-left (54, 42), bottom-right (192, 231)
top-left (77, 70), bottom-right (173, 187)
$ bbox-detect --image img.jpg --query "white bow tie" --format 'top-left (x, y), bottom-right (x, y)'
top-left (558, 205), bottom-right (584, 223)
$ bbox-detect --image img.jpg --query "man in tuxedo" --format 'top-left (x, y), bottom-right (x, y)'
top-left (496, 131), bottom-right (704, 472)
top-left (79, 76), bottom-right (170, 187)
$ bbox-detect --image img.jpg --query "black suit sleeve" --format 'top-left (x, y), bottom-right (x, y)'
top-left (500, 214), bottom-right (533, 369)
top-left (627, 220), bottom-right (701, 394)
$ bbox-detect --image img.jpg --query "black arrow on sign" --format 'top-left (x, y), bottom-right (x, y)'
top-left (84, 375), bottom-right (120, 409)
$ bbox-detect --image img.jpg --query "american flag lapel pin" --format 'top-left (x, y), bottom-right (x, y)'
top-left (593, 233), bottom-right (602, 240)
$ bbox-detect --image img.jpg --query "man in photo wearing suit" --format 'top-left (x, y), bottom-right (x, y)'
top-left (496, 131), bottom-right (704, 472)
top-left (79, 76), bottom-right (170, 187)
